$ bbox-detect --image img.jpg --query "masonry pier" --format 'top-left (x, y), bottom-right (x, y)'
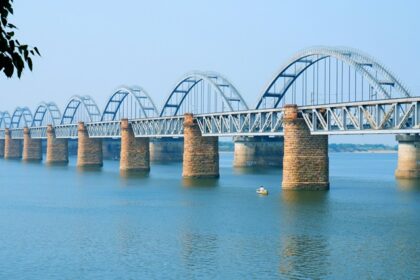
top-left (46, 124), bottom-right (68, 164)
top-left (282, 105), bottom-right (329, 190)
top-left (77, 122), bottom-right (103, 168)
top-left (0, 139), bottom-right (4, 157)
top-left (4, 128), bottom-right (22, 159)
top-left (182, 113), bottom-right (219, 178)
top-left (395, 134), bottom-right (420, 179)
top-left (150, 137), bottom-right (183, 162)
top-left (233, 136), bottom-right (283, 167)
top-left (120, 119), bottom-right (150, 172)
top-left (23, 127), bottom-right (42, 161)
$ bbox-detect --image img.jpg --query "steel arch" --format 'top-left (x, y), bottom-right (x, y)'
top-left (101, 86), bottom-right (159, 121)
top-left (32, 102), bottom-right (62, 126)
top-left (255, 46), bottom-right (410, 109)
top-left (61, 95), bottom-right (101, 124)
top-left (11, 107), bottom-right (33, 128)
top-left (0, 111), bottom-right (11, 129)
top-left (160, 71), bottom-right (248, 116)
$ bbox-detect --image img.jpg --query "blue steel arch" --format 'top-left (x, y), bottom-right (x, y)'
top-left (61, 95), bottom-right (101, 124)
top-left (160, 71), bottom-right (248, 116)
top-left (11, 107), bottom-right (33, 128)
top-left (101, 86), bottom-right (159, 121)
top-left (0, 111), bottom-right (11, 129)
top-left (32, 102), bottom-right (62, 127)
top-left (255, 46), bottom-right (411, 109)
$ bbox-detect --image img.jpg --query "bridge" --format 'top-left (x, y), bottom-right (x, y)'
top-left (0, 46), bottom-right (419, 189)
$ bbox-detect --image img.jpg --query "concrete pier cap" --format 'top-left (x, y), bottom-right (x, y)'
top-left (395, 134), bottom-right (420, 179)
top-left (282, 104), bottom-right (329, 190)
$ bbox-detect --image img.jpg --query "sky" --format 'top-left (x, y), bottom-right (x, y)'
top-left (1, 0), bottom-right (419, 144)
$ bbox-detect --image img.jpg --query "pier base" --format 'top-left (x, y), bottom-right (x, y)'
top-left (233, 136), bottom-right (283, 167)
top-left (77, 122), bottom-right (103, 168)
top-left (395, 134), bottom-right (420, 179)
top-left (150, 137), bottom-right (183, 162)
top-left (46, 125), bottom-right (68, 164)
top-left (182, 113), bottom-right (219, 178)
top-left (282, 105), bottom-right (329, 190)
top-left (120, 119), bottom-right (150, 172)
top-left (4, 128), bottom-right (22, 159)
top-left (23, 127), bottom-right (42, 161)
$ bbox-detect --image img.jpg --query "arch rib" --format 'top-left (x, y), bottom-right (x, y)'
top-left (61, 95), bottom-right (101, 124)
top-left (32, 102), bottom-right (62, 127)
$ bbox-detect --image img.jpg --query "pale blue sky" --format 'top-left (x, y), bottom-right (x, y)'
top-left (1, 0), bottom-right (419, 144)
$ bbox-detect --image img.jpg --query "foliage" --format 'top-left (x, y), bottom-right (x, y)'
top-left (0, 0), bottom-right (39, 78)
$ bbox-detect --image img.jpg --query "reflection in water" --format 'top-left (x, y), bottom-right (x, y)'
top-left (396, 178), bottom-right (420, 191)
top-left (279, 235), bottom-right (330, 279)
top-left (181, 232), bottom-right (218, 278)
top-left (119, 170), bottom-right (150, 179)
top-left (279, 190), bottom-right (331, 279)
top-left (76, 166), bottom-right (103, 173)
top-left (182, 177), bottom-right (219, 188)
top-left (233, 166), bottom-right (281, 175)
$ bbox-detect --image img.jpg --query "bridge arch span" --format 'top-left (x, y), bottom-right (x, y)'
top-left (61, 95), bottom-right (101, 124)
top-left (11, 107), bottom-right (33, 128)
top-left (101, 86), bottom-right (159, 121)
top-left (32, 102), bottom-right (62, 127)
top-left (255, 46), bottom-right (411, 109)
top-left (0, 111), bottom-right (11, 129)
top-left (160, 71), bottom-right (248, 116)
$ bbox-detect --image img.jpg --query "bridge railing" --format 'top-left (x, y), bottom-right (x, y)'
top-left (55, 124), bottom-right (78, 139)
top-left (10, 128), bottom-right (24, 139)
top-left (29, 126), bottom-right (48, 139)
top-left (300, 97), bottom-right (420, 135)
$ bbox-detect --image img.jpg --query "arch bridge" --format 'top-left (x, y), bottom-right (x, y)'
top-left (0, 46), bottom-right (418, 139)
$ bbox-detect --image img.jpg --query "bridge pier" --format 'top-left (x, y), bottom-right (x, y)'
top-left (395, 134), bottom-right (420, 179)
top-left (0, 139), bottom-right (4, 158)
top-left (120, 119), bottom-right (150, 172)
top-left (4, 128), bottom-right (22, 159)
top-left (233, 136), bottom-right (283, 167)
top-left (282, 105), bottom-right (329, 190)
top-left (77, 122), bottom-right (103, 168)
top-left (182, 113), bottom-right (219, 178)
top-left (46, 125), bottom-right (68, 164)
top-left (23, 127), bottom-right (42, 161)
top-left (150, 137), bottom-right (183, 162)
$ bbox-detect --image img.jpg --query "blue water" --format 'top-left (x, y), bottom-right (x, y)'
top-left (0, 152), bottom-right (419, 279)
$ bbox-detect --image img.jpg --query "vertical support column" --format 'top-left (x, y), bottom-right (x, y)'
top-left (233, 136), bottom-right (283, 167)
top-left (182, 113), bottom-right (219, 178)
top-left (282, 105), bottom-right (329, 190)
top-left (4, 128), bottom-right (22, 159)
top-left (77, 122), bottom-right (103, 168)
top-left (120, 119), bottom-right (150, 172)
top-left (0, 139), bottom-right (5, 158)
top-left (23, 127), bottom-right (42, 161)
top-left (395, 134), bottom-right (420, 178)
top-left (46, 125), bottom-right (68, 164)
top-left (150, 137), bottom-right (184, 162)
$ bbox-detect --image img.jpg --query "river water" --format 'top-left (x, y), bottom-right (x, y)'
top-left (0, 152), bottom-right (418, 279)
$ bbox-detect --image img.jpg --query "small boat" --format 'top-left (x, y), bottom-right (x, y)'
top-left (256, 186), bottom-right (268, 195)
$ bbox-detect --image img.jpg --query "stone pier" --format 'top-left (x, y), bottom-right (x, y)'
top-left (46, 125), bottom-right (68, 164)
top-left (120, 119), bottom-right (150, 172)
top-left (77, 122), bottom-right (103, 168)
top-left (233, 136), bottom-right (283, 167)
top-left (182, 113), bottom-right (219, 178)
top-left (23, 127), bottom-right (42, 161)
top-left (4, 128), bottom-right (22, 159)
top-left (150, 137), bottom-right (184, 162)
top-left (282, 104), bottom-right (329, 190)
top-left (0, 139), bottom-right (4, 158)
top-left (395, 134), bottom-right (420, 179)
